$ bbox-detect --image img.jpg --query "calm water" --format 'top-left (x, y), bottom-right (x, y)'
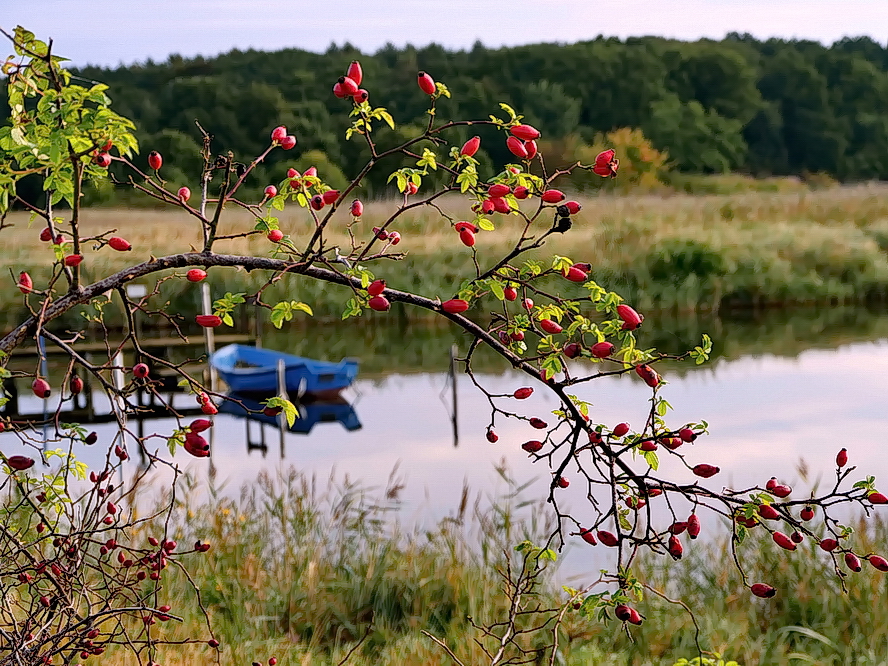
top-left (3, 306), bottom-right (888, 575)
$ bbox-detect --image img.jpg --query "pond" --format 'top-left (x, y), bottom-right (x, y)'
top-left (3, 305), bottom-right (888, 577)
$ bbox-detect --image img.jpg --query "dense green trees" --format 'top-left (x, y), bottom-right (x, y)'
top-left (4, 33), bottom-right (888, 203)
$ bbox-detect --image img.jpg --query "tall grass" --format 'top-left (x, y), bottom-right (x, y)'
top-left (5, 185), bottom-right (888, 322)
top-left (104, 465), bottom-right (888, 666)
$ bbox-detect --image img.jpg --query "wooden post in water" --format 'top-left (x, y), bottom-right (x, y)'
top-left (201, 283), bottom-right (219, 475)
top-left (112, 350), bottom-right (131, 470)
top-left (450, 344), bottom-right (459, 447)
top-left (38, 335), bottom-right (49, 450)
top-left (200, 283), bottom-right (218, 393)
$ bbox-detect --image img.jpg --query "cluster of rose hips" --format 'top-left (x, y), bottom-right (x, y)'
top-left (183, 418), bottom-right (214, 457)
top-left (269, 124), bottom-right (297, 151)
top-left (332, 60), bottom-right (369, 103)
top-left (734, 448), bottom-right (888, 588)
top-left (371, 225), bottom-right (402, 246)
top-left (90, 138), bottom-right (114, 168)
top-left (504, 123), bottom-right (540, 160)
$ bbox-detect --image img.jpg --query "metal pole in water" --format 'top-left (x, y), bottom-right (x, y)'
top-left (450, 344), bottom-right (459, 447)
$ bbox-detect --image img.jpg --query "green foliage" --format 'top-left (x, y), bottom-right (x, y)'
top-left (0, 26), bottom-right (139, 212)
top-left (269, 300), bottom-right (313, 328)
top-left (23, 33), bottom-right (888, 210)
top-left (645, 96), bottom-right (747, 173)
top-left (212, 292), bottom-right (246, 326)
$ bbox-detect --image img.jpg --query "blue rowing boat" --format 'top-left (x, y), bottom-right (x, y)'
top-left (210, 344), bottom-right (359, 395)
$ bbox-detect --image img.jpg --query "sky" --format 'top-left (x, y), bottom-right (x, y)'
top-left (1, 0), bottom-right (888, 68)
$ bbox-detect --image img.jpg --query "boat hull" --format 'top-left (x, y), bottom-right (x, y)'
top-left (210, 344), bottom-right (359, 394)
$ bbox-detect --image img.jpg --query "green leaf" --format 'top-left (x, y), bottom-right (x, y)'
top-left (644, 450), bottom-right (659, 470)
top-left (540, 548), bottom-right (558, 562)
top-left (167, 430), bottom-right (185, 456)
top-left (488, 280), bottom-right (505, 301)
top-left (342, 297), bottom-right (363, 320)
top-left (618, 512), bottom-right (632, 532)
top-left (417, 147), bottom-right (438, 171)
top-left (265, 397), bottom-right (299, 427)
top-left (540, 355), bottom-right (563, 380)
top-left (270, 300), bottom-right (314, 328)
top-left (476, 217), bottom-right (495, 232)
top-left (380, 110), bottom-right (395, 129)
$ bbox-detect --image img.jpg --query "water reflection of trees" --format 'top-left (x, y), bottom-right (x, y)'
top-left (260, 304), bottom-right (888, 377)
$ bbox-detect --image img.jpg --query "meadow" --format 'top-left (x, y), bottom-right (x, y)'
top-left (109, 466), bottom-right (888, 666)
top-left (6, 184), bottom-right (888, 325)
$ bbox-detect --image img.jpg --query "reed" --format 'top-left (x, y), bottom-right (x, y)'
top-left (5, 185), bottom-right (888, 322)
top-left (96, 465), bottom-right (888, 666)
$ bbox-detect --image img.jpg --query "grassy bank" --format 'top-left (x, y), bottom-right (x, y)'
top-left (108, 466), bottom-right (888, 666)
top-left (4, 186), bottom-right (888, 325)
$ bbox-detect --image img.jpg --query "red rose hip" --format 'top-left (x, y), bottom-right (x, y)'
top-left (510, 124), bottom-right (540, 141)
top-left (441, 299), bottom-right (469, 314)
top-left (461, 136), bottom-right (480, 157)
top-left (541, 189), bottom-right (565, 204)
top-left (505, 136), bottom-right (528, 159)
top-left (591, 341), bottom-right (614, 358)
top-left (147, 151), bottom-right (162, 170)
top-left (108, 237), bottom-right (131, 252)
top-left (196, 315), bottom-right (222, 328)
top-left (18, 272), bottom-right (33, 294)
top-left (6, 456), bottom-right (35, 471)
top-left (613, 422), bottom-right (630, 437)
top-left (368, 296), bottom-right (390, 312)
top-left (32, 378), bottom-right (51, 399)
top-left (417, 71), bottom-right (436, 95)
top-left (692, 464), bottom-right (720, 479)
top-left (751, 583), bottom-right (776, 598)
top-left (597, 530), bottom-right (618, 547)
top-left (346, 60), bottom-right (363, 86)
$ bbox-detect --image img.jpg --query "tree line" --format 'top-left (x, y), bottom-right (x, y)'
top-left (4, 33), bottom-right (888, 202)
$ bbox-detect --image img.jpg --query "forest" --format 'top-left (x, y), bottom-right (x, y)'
top-left (4, 32), bottom-right (888, 203)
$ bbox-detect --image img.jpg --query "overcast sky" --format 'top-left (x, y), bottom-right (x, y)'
top-left (2, 1), bottom-right (888, 68)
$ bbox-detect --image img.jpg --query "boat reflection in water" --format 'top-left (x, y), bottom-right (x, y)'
top-left (219, 391), bottom-right (361, 435)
